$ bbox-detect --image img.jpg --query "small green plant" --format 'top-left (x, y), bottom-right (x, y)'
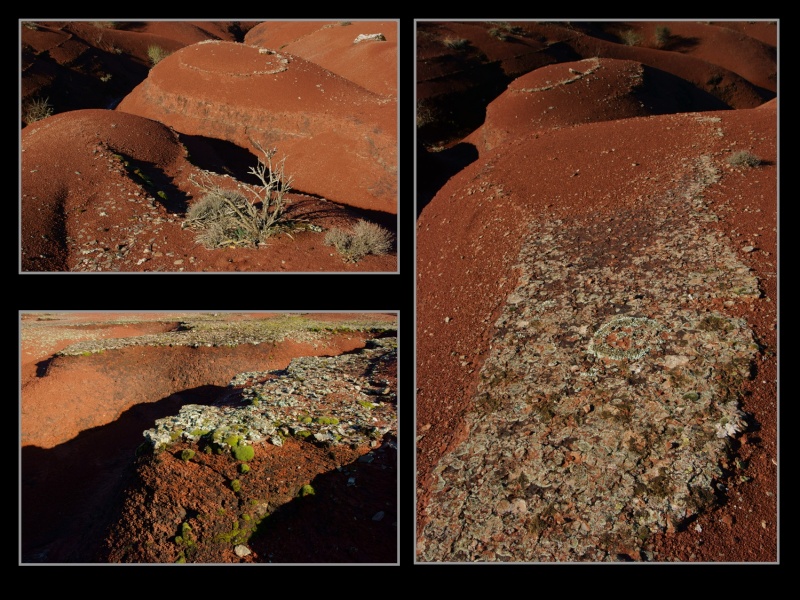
top-left (727, 150), bottom-right (762, 168)
top-left (147, 44), bottom-right (171, 66)
top-left (300, 484), bottom-right (315, 497)
top-left (315, 416), bottom-right (339, 425)
top-left (232, 443), bottom-right (255, 462)
top-left (180, 449), bottom-right (196, 462)
top-left (231, 479), bottom-right (242, 492)
top-left (654, 25), bottom-right (671, 47)
top-left (186, 142), bottom-right (296, 249)
top-left (23, 97), bottom-right (53, 124)
top-left (620, 29), bottom-right (642, 46)
top-left (324, 220), bottom-right (394, 263)
top-left (239, 463), bottom-right (250, 474)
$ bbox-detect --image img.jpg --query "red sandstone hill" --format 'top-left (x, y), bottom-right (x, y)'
top-left (416, 20), bottom-right (777, 563)
top-left (20, 20), bottom-right (398, 273)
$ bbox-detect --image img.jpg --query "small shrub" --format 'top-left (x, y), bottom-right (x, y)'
top-left (23, 97), bottom-right (53, 124)
top-left (186, 142), bottom-right (295, 249)
top-left (239, 463), bottom-right (250, 474)
top-left (315, 416), bottom-right (339, 425)
top-left (231, 479), bottom-right (242, 492)
top-left (324, 220), bottom-right (394, 263)
top-left (727, 150), bottom-right (762, 168)
top-left (620, 29), bottom-right (642, 46)
top-left (442, 37), bottom-right (469, 50)
top-left (180, 449), bottom-right (196, 462)
top-left (654, 25), bottom-right (671, 47)
top-left (300, 484), bottom-right (315, 497)
top-left (488, 27), bottom-right (508, 41)
top-left (147, 44), bottom-right (171, 66)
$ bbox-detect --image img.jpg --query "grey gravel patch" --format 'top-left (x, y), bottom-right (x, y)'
top-left (54, 315), bottom-right (396, 355)
top-left (144, 337), bottom-right (397, 452)
top-left (419, 157), bottom-right (760, 563)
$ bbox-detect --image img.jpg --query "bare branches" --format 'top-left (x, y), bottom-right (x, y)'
top-left (184, 142), bottom-right (295, 249)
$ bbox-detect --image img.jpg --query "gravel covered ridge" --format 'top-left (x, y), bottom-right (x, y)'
top-left (51, 313), bottom-right (396, 355)
top-left (418, 156), bottom-right (764, 562)
top-left (144, 337), bottom-right (398, 452)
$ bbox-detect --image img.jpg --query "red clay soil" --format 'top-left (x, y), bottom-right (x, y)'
top-left (416, 21), bottom-right (777, 563)
top-left (20, 20), bottom-right (397, 272)
top-left (20, 312), bottom-right (398, 564)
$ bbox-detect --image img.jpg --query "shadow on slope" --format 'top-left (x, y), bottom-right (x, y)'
top-left (247, 435), bottom-right (398, 564)
top-left (20, 384), bottom-right (226, 563)
top-left (417, 141), bottom-right (479, 216)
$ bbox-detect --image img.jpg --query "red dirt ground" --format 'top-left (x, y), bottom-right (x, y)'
top-left (416, 20), bottom-right (778, 563)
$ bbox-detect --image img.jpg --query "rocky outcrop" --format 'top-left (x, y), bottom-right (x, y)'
top-left (99, 337), bottom-right (398, 563)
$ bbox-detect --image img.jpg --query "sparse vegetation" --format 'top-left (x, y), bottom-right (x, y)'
top-left (442, 37), bottom-right (469, 50)
top-left (186, 142), bottom-right (297, 249)
top-left (147, 44), bottom-right (171, 66)
top-left (23, 97), bottom-right (53, 124)
top-left (230, 479), bottom-right (242, 493)
top-left (654, 25), bottom-right (671, 47)
top-left (726, 150), bottom-right (762, 168)
top-left (324, 219), bottom-right (393, 263)
top-left (620, 29), bottom-right (642, 46)
top-left (180, 449), bottom-right (196, 462)
top-left (487, 22), bottom-right (524, 41)
top-left (300, 484), bottom-right (315, 497)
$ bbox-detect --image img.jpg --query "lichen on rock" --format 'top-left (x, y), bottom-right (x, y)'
top-left (143, 336), bottom-right (397, 453)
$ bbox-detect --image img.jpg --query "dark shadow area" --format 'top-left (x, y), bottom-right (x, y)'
top-left (113, 152), bottom-right (191, 214)
top-left (417, 141), bottom-right (479, 216)
top-left (636, 63), bottom-right (733, 114)
top-left (417, 58), bottom-right (510, 149)
top-left (20, 384), bottom-right (226, 563)
top-left (248, 434), bottom-right (398, 563)
top-left (21, 35), bottom-right (150, 122)
top-left (34, 357), bottom-right (53, 378)
top-left (178, 134), bottom-right (263, 184)
top-left (568, 21), bottom-right (636, 44)
top-left (662, 35), bottom-right (701, 52)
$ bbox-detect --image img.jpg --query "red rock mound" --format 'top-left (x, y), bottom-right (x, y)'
top-left (117, 39), bottom-right (397, 214)
top-left (244, 21), bottom-right (397, 97)
top-left (475, 57), bottom-right (735, 152)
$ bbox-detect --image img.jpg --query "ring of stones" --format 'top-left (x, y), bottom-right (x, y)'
top-left (589, 316), bottom-right (662, 360)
